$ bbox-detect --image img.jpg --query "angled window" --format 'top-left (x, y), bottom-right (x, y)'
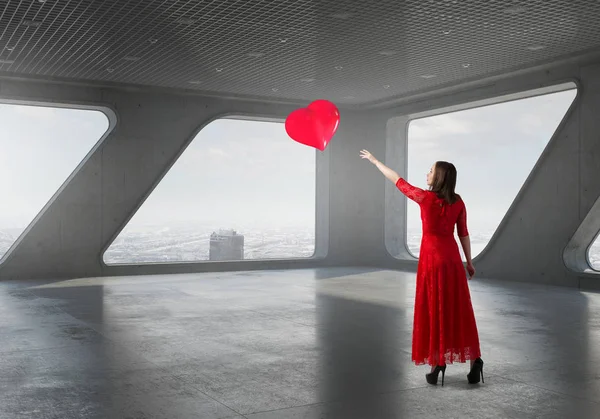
top-left (403, 84), bottom-right (577, 259)
top-left (589, 234), bottom-right (600, 271)
top-left (563, 192), bottom-right (600, 274)
top-left (103, 118), bottom-right (316, 265)
top-left (0, 103), bottom-right (110, 261)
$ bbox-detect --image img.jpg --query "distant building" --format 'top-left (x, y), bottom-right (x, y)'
top-left (209, 229), bottom-right (244, 261)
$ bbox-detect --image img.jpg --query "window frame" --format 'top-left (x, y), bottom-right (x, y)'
top-left (586, 230), bottom-right (600, 272)
top-left (0, 99), bottom-right (116, 266)
top-left (384, 80), bottom-right (580, 262)
top-left (100, 113), bottom-right (327, 266)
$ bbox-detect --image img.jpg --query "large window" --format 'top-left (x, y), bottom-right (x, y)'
top-left (405, 85), bottom-right (577, 258)
top-left (0, 103), bottom-right (110, 261)
top-left (103, 118), bottom-right (316, 264)
top-left (589, 235), bottom-right (600, 271)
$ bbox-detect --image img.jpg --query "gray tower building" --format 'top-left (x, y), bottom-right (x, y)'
top-left (209, 229), bottom-right (244, 261)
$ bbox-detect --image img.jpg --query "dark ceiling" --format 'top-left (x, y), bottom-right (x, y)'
top-left (1, 0), bottom-right (600, 106)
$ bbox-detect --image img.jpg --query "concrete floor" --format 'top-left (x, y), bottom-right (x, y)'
top-left (1, 267), bottom-right (599, 418)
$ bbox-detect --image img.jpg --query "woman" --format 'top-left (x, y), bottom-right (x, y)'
top-left (360, 149), bottom-right (483, 386)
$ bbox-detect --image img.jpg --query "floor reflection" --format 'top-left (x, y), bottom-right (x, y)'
top-left (1, 269), bottom-right (599, 419)
top-left (316, 292), bottom-right (407, 417)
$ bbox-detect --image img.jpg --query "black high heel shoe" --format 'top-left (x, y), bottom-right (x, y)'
top-left (426, 365), bottom-right (447, 386)
top-left (467, 358), bottom-right (484, 384)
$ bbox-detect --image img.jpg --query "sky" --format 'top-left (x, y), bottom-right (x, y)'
top-left (0, 104), bottom-right (109, 230)
top-left (122, 119), bottom-right (316, 231)
top-left (0, 86), bottom-right (585, 256)
top-left (0, 108), bottom-right (316, 233)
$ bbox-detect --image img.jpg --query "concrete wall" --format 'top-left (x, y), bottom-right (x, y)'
top-left (0, 82), bottom-right (336, 279)
top-left (1, 56), bottom-right (600, 290)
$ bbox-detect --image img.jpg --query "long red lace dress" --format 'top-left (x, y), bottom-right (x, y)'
top-left (396, 178), bottom-right (481, 366)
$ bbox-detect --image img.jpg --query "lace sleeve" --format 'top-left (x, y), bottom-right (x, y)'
top-left (457, 202), bottom-right (469, 237)
top-left (395, 178), bottom-right (427, 204)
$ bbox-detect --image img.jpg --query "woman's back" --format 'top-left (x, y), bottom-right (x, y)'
top-left (421, 192), bottom-right (468, 238)
top-left (396, 178), bottom-right (469, 239)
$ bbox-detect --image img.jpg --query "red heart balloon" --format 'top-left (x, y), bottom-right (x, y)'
top-left (285, 100), bottom-right (340, 151)
top-left (307, 99), bottom-right (340, 141)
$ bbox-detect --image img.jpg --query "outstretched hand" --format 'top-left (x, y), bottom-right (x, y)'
top-left (360, 149), bottom-right (378, 164)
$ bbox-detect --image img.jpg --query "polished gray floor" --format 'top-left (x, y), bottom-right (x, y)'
top-left (1, 267), bottom-right (599, 418)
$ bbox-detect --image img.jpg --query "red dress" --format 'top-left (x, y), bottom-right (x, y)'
top-left (396, 178), bottom-right (481, 366)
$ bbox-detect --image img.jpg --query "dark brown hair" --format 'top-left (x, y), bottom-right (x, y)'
top-left (430, 161), bottom-right (460, 204)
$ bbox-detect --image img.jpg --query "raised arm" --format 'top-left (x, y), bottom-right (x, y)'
top-left (360, 149), bottom-right (427, 203)
top-left (360, 149), bottom-right (400, 184)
